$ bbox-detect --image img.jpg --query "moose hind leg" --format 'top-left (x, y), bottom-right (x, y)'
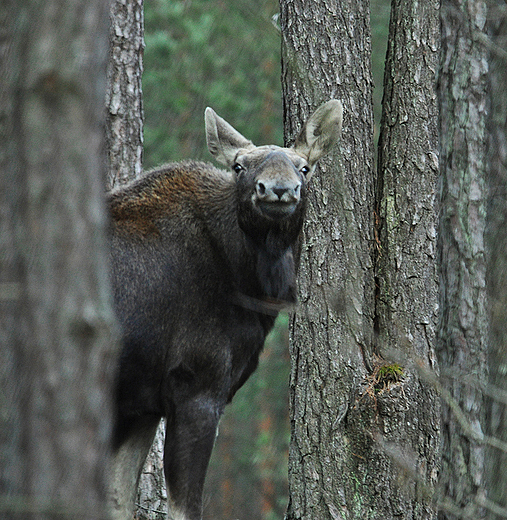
top-left (164, 394), bottom-right (223, 520)
top-left (109, 417), bottom-right (160, 520)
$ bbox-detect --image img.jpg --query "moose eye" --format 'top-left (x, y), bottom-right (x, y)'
top-left (232, 163), bottom-right (244, 174)
top-left (300, 165), bottom-right (311, 176)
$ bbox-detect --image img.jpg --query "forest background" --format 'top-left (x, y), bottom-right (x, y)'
top-left (3, 0), bottom-right (507, 519)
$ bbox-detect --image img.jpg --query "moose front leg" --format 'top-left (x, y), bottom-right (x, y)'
top-left (163, 394), bottom-right (224, 520)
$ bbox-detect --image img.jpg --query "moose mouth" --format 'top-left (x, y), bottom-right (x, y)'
top-left (257, 200), bottom-right (298, 219)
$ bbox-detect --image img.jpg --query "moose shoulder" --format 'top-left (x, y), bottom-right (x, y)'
top-left (108, 100), bottom-right (343, 520)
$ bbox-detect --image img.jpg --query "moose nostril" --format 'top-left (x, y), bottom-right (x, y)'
top-left (255, 180), bottom-right (301, 203)
top-left (256, 181), bottom-right (266, 197)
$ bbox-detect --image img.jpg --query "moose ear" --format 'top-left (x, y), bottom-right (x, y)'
top-left (293, 100), bottom-right (343, 167)
top-left (205, 107), bottom-right (255, 166)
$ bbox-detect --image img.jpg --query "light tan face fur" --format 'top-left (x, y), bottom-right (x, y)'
top-left (232, 145), bottom-right (311, 176)
top-left (205, 100), bottom-right (343, 182)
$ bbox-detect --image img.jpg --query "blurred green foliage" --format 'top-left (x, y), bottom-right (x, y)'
top-left (143, 0), bottom-right (282, 169)
top-left (142, 0), bottom-right (390, 518)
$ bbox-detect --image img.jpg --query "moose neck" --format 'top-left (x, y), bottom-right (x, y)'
top-left (240, 222), bottom-right (302, 304)
top-left (195, 170), bottom-right (304, 303)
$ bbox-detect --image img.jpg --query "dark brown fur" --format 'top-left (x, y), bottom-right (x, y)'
top-left (108, 102), bottom-right (343, 520)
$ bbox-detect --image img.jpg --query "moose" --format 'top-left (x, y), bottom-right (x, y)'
top-left (108, 100), bottom-right (343, 520)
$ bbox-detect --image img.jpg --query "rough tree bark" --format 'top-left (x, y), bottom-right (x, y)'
top-left (280, 0), bottom-right (376, 518)
top-left (438, 0), bottom-right (489, 518)
top-left (281, 0), bottom-right (440, 518)
top-left (106, 0), bottom-right (168, 517)
top-left (135, 421), bottom-right (168, 520)
top-left (107, 0), bottom-right (145, 189)
top-left (0, 0), bottom-right (117, 518)
top-left (375, 0), bottom-right (441, 517)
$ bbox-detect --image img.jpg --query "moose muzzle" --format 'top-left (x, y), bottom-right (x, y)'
top-left (253, 152), bottom-right (303, 218)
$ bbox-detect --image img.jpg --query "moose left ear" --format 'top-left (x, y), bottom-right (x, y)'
top-left (205, 107), bottom-right (255, 167)
top-left (293, 100), bottom-right (343, 166)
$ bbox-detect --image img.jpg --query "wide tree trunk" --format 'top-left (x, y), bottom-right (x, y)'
top-left (438, 0), bottom-right (489, 518)
top-left (0, 0), bottom-right (117, 518)
top-left (281, 0), bottom-right (440, 518)
top-left (375, 0), bottom-right (441, 516)
top-left (279, 0), bottom-right (376, 518)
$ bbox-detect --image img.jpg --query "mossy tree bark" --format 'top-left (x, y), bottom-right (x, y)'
top-left (0, 0), bottom-right (117, 518)
top-left (281, 0), bottom-right (440, 518)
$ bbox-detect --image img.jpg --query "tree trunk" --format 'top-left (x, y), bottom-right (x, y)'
top-left (0, 0), bottom-right (117, 518)
top-left (106, 0), bottom-right (145, 189)
top-left (281, 0), bottom-right (441, 517)
top-left (438, 0), bottom-right (489, 518)
top-left (375, 0), bottom-right (441, 516)
top-left (280, 0), bottom-right (377, 518)
top-left (135, 421), bottom-right (168, 520)
top-left (105, 0), bottom-right (168, 517)
top-left (485, 2), bottom-right (507, 517)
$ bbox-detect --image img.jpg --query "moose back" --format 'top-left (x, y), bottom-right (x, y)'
top-left (108, 100), bottom-right (343, 520)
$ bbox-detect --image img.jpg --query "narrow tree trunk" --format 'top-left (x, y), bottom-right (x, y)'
top-left (106, 0), bottom-right (145, 189)
top-left (135, 420), bottom-right (168, 520)
top-left (438, 1), bottom-right (489, 517)
top-left (0, 0), bottom-right (117, 518)
top-left (280, 0), bottom-right (377, 518)
top-left (105, 0), bottom-right (168, 517)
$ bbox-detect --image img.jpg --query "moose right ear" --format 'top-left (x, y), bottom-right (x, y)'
top-left (293, 100), bottom-right (343, 167)
top-left (205, 108), bottom-right (255, 167)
